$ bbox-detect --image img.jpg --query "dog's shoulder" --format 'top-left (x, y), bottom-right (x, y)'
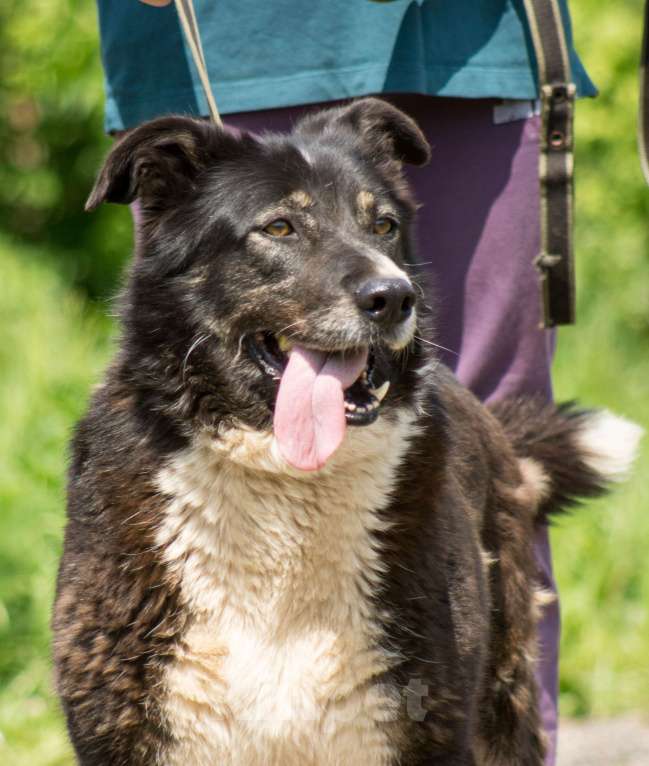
top-left (68, 364), bottom-right (187, 503)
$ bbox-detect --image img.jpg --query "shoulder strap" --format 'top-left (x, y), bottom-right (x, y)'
top-left (174, 0), bottom-right (223, 127)
top-left (523, 0), bottom-right (576, 327)
top-left (639, 0), bottom-right (649, 184)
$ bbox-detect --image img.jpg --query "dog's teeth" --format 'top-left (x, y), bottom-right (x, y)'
top-left (346, 402), bottom-right (357, 412)
top-left (369, 381), bottom-right (390, 402)
top-left (277, 334), bottom-right (293, 353)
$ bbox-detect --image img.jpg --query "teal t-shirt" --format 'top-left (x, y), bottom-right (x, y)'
top-left (97, 0), bottom-right (596, 133)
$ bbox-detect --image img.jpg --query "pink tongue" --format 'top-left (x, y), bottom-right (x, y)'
top-left (273, 345), bottom-right (368, 471)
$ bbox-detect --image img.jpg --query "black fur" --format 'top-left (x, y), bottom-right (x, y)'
top-left (53, 98), bottom-right (622, 765)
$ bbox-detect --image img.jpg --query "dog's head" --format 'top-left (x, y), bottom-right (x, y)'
top-left (88, 98), bottom-right (433, 471)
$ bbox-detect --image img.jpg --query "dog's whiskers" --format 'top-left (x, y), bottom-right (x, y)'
top-left (411, 281), bottom-right (427, 302)
top-left (233, 334), bottom-right (247, 365)
top-left (276, 318), bottom-right (305, 338)
top-left (414, 335), bottom-right (458, 357)
top-left (182, 334), bottom-right (210, 380)
top-left (394, 342), bottom-right (411, 372)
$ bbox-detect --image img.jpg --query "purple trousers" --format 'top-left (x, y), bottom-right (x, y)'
top-left (133, 95), bottom-right (560, 763)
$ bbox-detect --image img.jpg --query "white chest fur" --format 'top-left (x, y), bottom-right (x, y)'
top-left (154, 412), bottom-right (417, 766)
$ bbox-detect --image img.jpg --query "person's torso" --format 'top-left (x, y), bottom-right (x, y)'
top-left (97, 0), bottom-right (595, 132)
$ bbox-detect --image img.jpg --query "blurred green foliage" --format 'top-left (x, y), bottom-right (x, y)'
top-left (551, 0), bottom-right (649, 719)
top-left (0, 0), bottom-right (648, 763)
top-left (0, 0), bottom-right (131, 297)
top-left (0, 235), bottom-right (111, 765)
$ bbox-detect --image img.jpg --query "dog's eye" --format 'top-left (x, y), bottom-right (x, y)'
top-left (373, 217), bottom-right (397, 236)
top-left (264, 219), bottom-right (294, 237)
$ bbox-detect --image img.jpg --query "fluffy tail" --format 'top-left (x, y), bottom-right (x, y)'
top-left (490, 398), bottom-right (643, 520)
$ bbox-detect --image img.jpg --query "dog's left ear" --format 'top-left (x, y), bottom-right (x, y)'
top-left (295, 97), bottom-right (431, 167)
top-left (85, 116), bottom-right (232, 211)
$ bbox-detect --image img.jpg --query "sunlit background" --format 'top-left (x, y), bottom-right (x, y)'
top-left (0, 1), bottom-right (647, 763)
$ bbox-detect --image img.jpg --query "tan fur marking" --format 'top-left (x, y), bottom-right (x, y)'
top-left (356, 190), bottom-right (375, 225)
top-left (480, 549), bottom-right (498, 570)
top-left (514, 457), bottom-right (551, 507)
top-left (289, 190), bottom-right (313, 208)
top-left (530, 586), bottom-right (557, 623)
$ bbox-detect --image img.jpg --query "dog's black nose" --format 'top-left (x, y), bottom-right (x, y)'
top-left (355, 278), bottom-right (415, 327)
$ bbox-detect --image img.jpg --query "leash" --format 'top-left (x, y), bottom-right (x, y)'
top-left (523, 0), bottom-right (576, 327)
top-left (173, 0), bottom-right (223, 126)
top-left (639, 0), bottom-right (649, 184)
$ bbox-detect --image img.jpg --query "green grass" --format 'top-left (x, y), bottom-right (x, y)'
top-left (1, 0), bottom-right (648, 761)
top-left (0, 235), bottom-right (113, 765)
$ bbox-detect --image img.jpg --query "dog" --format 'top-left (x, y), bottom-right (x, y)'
top-left (53, 98), bottom-right (641, 765)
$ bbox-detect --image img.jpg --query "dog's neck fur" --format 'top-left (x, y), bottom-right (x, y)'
top-left (154, 409), bottom-right (419, 765)
top-left (155, 409), bottom-right (419, 617)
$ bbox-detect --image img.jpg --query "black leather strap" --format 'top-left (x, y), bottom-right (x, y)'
top-left (523, 0), bottom-right (576, 327)
top-left (639, 0), bottom-right (649, 184)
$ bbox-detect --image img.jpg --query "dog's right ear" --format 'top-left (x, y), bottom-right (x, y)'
top-left (295, 98), bottom-right (431, 168)
top-left (86, 116), bottom-right (225, 211)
